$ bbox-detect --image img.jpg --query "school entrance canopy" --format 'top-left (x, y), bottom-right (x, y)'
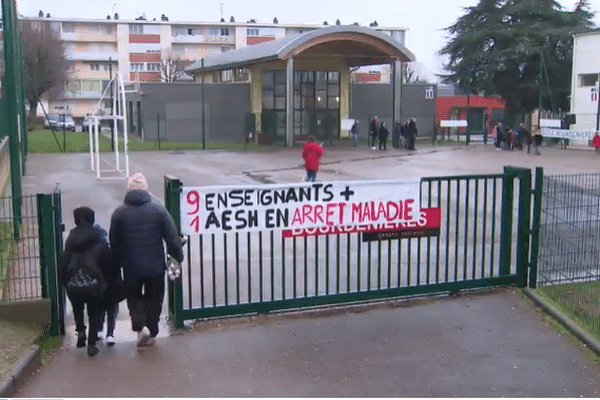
top-left (185, 25), bottom-right (415, 146)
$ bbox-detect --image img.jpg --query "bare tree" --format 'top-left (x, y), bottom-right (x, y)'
top-left (160, 53), bottom-right (193, 83)
top-left (402, 62), bottom-right (422, 84)
top-left (20, 20), bottom-right (68, 124)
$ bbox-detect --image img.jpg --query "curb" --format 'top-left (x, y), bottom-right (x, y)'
top-left (523, 288), bottom-right (600, 357)
top-left (0, 345), bottom-right (40, 397)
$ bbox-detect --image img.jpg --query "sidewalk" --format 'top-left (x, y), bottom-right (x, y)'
top-left (16, 289), bottom-right (600, 397)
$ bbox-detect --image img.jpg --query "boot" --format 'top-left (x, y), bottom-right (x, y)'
top-left (76, 331), bottom-right (86, 348)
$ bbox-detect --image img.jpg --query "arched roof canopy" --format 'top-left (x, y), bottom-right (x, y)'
top-left (186, 25), bottom-right (415, 74)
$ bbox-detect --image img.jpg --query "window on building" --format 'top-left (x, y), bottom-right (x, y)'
top-left (146, 63), bottom-right (161, 72)
top-left (62, 22), bottom-right (74, 33)
top-left (103, 64), bottom-right (112, 72)
top-left (173, 27), bottom-right (185, 36)
top-left (103, 99), bottom-right (112, 109)
top-left (50, 22), bottom-right (61, 33)
top-left (220, 28), bottom-right (229, 36)
top-left (247, 28), bottom-right (259, 36)
top-left (82, 80), bottom-right (101, 92)
top-left (187, 28), bottom-right (196, 35)
top-left (105, 26), bottom-right (113, 34)
top-left (580, 74), bottom-right (598, 87)
top-left (220, 69), bottom-right (233, 82)
top-left (67, 80), bottom-right (81, 93)
top-left (88, 25), bottom-right (100, 33)
top-left (221, 46), bottom-right (230, 53)
top-left (129, 24), bottom-right (144, 34)
top-left (90, 63), bottom-right (100, 71)
top-left (130, 63), bottom-right (144, 71)
top-left (235, 67), bottom-right (249, 81)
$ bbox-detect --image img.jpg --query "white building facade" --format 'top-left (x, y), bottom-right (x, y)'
top-left (570, 30), bottom-right (600, 132)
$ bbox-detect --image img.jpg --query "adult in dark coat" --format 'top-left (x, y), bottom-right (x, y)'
top-left (59, 206), bottom-right (117, 357)
top-left (407, 118), bottom-right (418, 150)
top-left (110, 172), bottom-right (183, 347)
top-left (369, 116), bottom-right (379, 149)
top-left (378, 121), bottom-right (390, 150)
top-left (392, 120), bottom-right (402, 148)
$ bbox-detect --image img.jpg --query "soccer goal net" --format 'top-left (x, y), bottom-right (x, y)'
top-left (88, 73), bottom-right (138, 180)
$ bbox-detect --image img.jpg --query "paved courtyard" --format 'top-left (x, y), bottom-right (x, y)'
top-left (15, 141), bottom-right (600, 397)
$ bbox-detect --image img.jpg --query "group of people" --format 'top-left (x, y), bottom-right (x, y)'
top-left (60, 172), bottom-right (184, 357)
top-left (349, 116), bottom-right (418, 151)
top-left (494, 122), bottom-right (542, 155)
top-left (302, 116), bottom-right (418, 183)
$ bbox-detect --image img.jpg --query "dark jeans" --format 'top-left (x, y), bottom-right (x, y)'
top-left (305, 170), bottom-right (317, 182)
top-left (370, 133), bottom-right (377, 147)
top-left (70, 298), bottom-right (101, 346)
top-left (379, 138), bottom-right (387, 150)
top-left (98, 302), bottom-right (119, 336)
top-left (126, 274), bottom-right (165, 337)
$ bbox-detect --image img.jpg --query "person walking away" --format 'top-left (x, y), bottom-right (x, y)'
top-left (533, 130), bottom-right (543, 155)
top-left (110, 173), bottom-right (183, 348)
top-left (301, 136), bottom-right (324, 182)
top-left (494, 122), bottom-right (505, 150)
top-left (592, 132), bottom-right (600, 155)
top-left (518, 123), bottom-right (531, 153)
top-left (392, 120), bottom-right (402, 148)
top-left (401, 120), bottom-right (409, 149)
top-left (378, 121), bottom-right (390, 150)
top-left (407, 118), bottom-right (418, 150)
top-left (350, 120), bottom-right (359, 147)
top-left (59, 206), bottom-right (116, 357)
top-left (86, 217), bottom-right (120, 347)
top-left (369, 116), bottom-right (379, 149)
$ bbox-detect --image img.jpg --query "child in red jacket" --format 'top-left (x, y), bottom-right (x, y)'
top-left (592, 133), bottom-right (600, 155)
top-left (301, 136), bottom-right (324, 182)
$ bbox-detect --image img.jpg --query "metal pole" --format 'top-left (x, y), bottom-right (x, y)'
top-left (16, 25), bottom-right (27, 173)
top-left (62, 113), bottom-right (66, 152)
top-left (596, 73), bottom-right (600, 131)
top-left (157, 113), bottom-right (161, 150)
top-left (109, 57), bottom-right (115, 152)
top-left (2, 0), bottom-right (22, 235)
top-left (201, 58), bottom-right (206, 150)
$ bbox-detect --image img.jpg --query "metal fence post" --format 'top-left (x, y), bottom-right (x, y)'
top-left (52, 184), bottom-right (65, 335)
top-left (37, 193), bottom-right (61, 336)
top-left (499, 167), bottom-right (516, 277)
top-left (164, 175), bottom-right (184, 329)
top-left (515, 167), bottom-right (532, 288)
top-left (528, 167), bottom-right (543, 288)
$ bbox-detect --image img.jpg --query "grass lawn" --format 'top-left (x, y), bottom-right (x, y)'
top-left (0, 318), bottom-right (42, 382)
top-left (536, 281), bottom-right (600, 341)
top-left (26, 128), bottom-right (271, 153)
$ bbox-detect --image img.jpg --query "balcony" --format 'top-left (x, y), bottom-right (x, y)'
top-left (60, 91), bottom-right (103, 99)
top-left (171, 34), bottom-right (234, 44)
top-left (66, 52), bottom-right (119, 61)
top-left (61, 31), bottom-right (117, 42)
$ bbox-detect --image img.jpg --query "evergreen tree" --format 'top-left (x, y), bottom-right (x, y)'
top-left (439, 0), bottom-right (596, 118)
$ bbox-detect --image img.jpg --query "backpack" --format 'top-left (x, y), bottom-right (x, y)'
top-left (65, 250), bottom-right (107, 303)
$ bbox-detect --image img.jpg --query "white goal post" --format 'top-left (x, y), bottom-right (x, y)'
top-left (88, 72), bottom-right (137, 180)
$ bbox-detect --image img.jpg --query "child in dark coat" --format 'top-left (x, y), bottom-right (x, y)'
top-left (59, 207), bottom-right (118, 356)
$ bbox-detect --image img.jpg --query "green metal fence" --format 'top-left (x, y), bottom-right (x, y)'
top-left (0, 187), bottom-right (64, 336)
top-left (166, 167), bottom-right (532, 327)
top-left (536, 172), bottom-right (600, 339)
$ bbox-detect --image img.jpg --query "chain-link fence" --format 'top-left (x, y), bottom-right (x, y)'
top-left (537, 173), bottom-right (600, 338)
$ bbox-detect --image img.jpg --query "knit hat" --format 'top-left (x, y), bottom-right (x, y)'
top-left (127, 172), bottom-right (148, 191)
top-left (73, 206), bottom-right (95, 226)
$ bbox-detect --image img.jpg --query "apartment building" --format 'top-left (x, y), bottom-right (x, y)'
top-left (569, 29), bottom-right (600, 131)
top-left (20, 15), bottom-right (406, 118)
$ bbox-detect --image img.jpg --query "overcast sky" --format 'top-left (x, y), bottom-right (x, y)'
top-left (16, 0), bottom-right (600, 76)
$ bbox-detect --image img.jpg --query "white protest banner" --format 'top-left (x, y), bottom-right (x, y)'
top-left (180, 179), bottom-right (421, 235)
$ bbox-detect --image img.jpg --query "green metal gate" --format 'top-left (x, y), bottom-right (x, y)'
top-left (166, 167), bottom-right (535, 328)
